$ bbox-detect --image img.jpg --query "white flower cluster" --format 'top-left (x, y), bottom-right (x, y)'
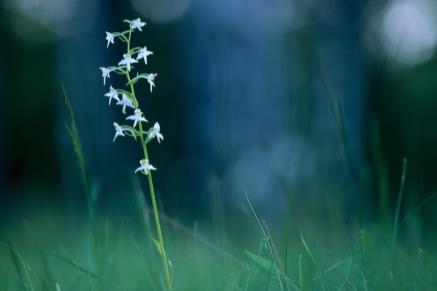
top-left (99, 18), bottom-right (163, 176)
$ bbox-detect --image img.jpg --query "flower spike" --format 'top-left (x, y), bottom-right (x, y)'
top-left (99, 19), bottom-right (172, 289)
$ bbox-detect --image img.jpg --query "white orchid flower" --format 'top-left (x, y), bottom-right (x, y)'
top-left (130, 18), bottom-right (146, 31)
top-left (106, 32), bottom-right (115, 48)
top-left (104, 86), bottom-right (120, 106)
top-left (118, 53), bottom-right (138, 72)
top-left (137, 47), bottom-right (153, 65)
top-left (148, 122), bottom-right (164, 143)
top-left (99, 67), bottom-right (112, 85)
top-left (136, 73), bottom-right (157, 92)
top-left (116, 94), bottom-right (134, 114)
top-left (126, 109), bottom-right (148, 127)
top-left (147, 73), bottom-right (157, 92)
top-left (113, 122), bottom-right (127, 142)
top-left (135, 159), bottom-right (156, 175)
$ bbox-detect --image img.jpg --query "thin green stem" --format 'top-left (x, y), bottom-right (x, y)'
top-left (125, 29), bottom-right (172, 290)
top-left (392, 158), bottom-right (408, 244)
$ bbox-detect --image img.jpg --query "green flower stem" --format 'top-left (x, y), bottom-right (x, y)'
top-left (125, 29), bottom-right (172, 290)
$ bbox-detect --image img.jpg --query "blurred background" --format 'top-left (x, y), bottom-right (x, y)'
top-left (1, 0), bottom-right (437, 231)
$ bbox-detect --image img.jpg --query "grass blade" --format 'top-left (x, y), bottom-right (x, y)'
top-left (300, 232), bottom-right (317, 269)
top-left (63, 86), bottom-right (89, 202)
top-left (392, 158), bottom-right (408, 243)
top-left (245, 251), bottom-right (281, 277)
top-left (59, 254), bottom-right (99, 280)
top-left (2, 241), bottom-right (34, 291)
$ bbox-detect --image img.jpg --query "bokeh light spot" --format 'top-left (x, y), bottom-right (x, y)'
top-left (380, 0), bottom-right (437, 66)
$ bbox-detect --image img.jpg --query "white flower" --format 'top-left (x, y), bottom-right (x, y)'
top-left (136, 73), bottom-right (158, 93)
top-left (104, 86), bottom-right (120, 106)
top-left (113, 122), bottom-right (127, 142)
top-left (147, 73), bottom-right (157, 92)
top-left (134, 73), bottom-right (157, 92)
top-left (99, 67), bottom-right (112, 85)
top-left (135, 159), bottom-right (156, 175)
top-left (131, 18), bottom-right (146, 31)
top-left (148, 122), bottom-right (164, 143)
top-left (118, 53), bottom-right (138, 72)
top-left (137, 47), bottom-right (153, 65)
top-left (116, 94), bottom-right (134, 114)
top-left (126, 109), bottom-right (148, 127)
top-left (106, 32), bottom-right (115, 48)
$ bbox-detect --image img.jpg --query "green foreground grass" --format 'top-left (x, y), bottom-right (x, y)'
top-left (1, 201), bottom-right (436, 291)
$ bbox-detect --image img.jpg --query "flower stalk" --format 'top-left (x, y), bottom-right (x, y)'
top-left (100, 18), bottom-right (172, 290)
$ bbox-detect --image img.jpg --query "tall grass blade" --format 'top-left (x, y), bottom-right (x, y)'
top-left (260, 141), bottom-right (296, 277)
top-left (62, 86), bottom-right (102, 287)
top-left (392, 158), bottom-right (408, 243)
top-left (243, 191), bottom-right (301, 290)
top-left (313, 257), bottom-right (352, 281)
top-left (298, 253), bottom-right (303, 290)
top-left (400, 191), bottom-right (437, 225)
top-left (62, 86), bottom-right (94, 220)
top-left (244, 191), bottom-right (284, 289)
top-left (354, 264), bottom-right (368, 291)
top-left (59, 254), bottom-right (99, 280)
top-left (2, 241), bottom-right (34, 291)
top-left (245, 251), bottom-right (281, 277)
top-left (300, 232), bottom-right (317, 269)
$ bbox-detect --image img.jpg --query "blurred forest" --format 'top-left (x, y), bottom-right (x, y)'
top-left (0, 0), bottom-right (437, 230)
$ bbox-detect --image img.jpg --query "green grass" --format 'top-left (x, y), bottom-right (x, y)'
top-left (1, 199), bottom-right (437, 290)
